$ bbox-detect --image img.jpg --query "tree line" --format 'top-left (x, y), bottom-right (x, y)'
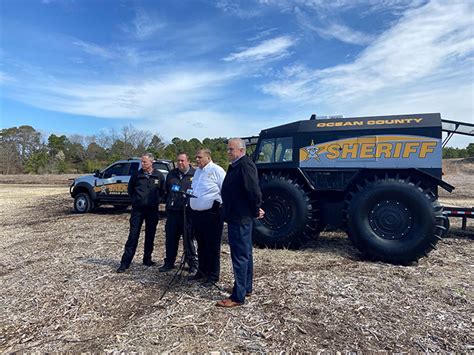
top-left (0, 125), bottom-right (229, 174)
top-left (1, 124), bottom-right (472, 174)
top-left (442, 145), bottom-right (474, 159)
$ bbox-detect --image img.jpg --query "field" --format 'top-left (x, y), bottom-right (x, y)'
top-left (0, 163), bottom-right (472, 352)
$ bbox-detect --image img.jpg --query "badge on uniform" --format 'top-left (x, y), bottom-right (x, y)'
top-left (154, 179), bottom-right (160, 185)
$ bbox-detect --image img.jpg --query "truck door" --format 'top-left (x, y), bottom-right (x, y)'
top-left (96, 162), bottom-right (135, 201)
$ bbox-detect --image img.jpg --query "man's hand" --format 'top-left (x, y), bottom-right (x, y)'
top-left (257, 208), bottom-right (265, 219)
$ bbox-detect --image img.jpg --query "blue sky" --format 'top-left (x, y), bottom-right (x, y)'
top-left (0, 0), bottom-right (473, 147)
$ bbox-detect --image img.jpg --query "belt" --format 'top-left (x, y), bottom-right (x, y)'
top-left (191, 208), bottom-right (212, 214)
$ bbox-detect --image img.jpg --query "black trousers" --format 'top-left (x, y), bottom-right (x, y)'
top-left (191, 208), bottom-right (223, 282)
top-left (120, 207), bottom-right (159, 266)
top-left (164, 209), bottom-right (198, 269)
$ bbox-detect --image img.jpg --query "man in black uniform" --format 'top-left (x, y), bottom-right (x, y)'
top-left (117, 153), bottom-right (165, 273)
top-left (159, 152), bottom-right (198, 273)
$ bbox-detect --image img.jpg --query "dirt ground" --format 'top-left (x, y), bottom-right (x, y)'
top-left (0, 166), bottom-right (472, 352)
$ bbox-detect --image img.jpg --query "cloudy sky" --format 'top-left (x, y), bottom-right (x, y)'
top-left (1, 0), bottom-right (473, 146)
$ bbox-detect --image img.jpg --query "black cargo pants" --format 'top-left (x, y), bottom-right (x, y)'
top-left (120, 206), bottom-right (159, 266)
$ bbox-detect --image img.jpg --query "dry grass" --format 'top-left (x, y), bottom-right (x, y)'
top-left (0, 166), bottom-right (473, 352)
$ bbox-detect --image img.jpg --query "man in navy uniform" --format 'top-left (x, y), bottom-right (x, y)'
top-left (159, 152), bottom-right (198, 273)
top-left (117, 153), bottom-right (165, 273)
top-left (217, 138), bottom-right (264, 307)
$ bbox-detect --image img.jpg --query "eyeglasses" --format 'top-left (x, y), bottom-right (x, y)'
top-left (196, 156), bottom-right (203, 159)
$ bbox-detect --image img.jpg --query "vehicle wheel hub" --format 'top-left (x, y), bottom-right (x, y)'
top-left (369, 200), bottom-right (412, 240)
top-left (262, 195), bottom-right (291, 230)
top-left (76, 197), bottom-right (87, 211)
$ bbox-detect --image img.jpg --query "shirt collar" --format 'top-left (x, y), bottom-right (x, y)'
top-left (231, 154), bottom-right (244, 166)
top-left (201, 161), bottom-right (213, 170)
top-left (178, 167), bottom-right (190, 175)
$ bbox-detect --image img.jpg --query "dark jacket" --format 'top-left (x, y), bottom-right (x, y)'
top-left (222, 155), bottom-right (262, 224)
top-left (128, 168), bottom-right (165, 209)
top-left (165, 167), bottom-right (195, 211)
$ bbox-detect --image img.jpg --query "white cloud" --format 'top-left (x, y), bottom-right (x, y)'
top-left (224, 36), bottom-right (295, 62)
top-left (142, 109), bottom-right (279, 141)
top-left (295, 7), bottom-right (374, 45)
top-left (216, 0), bottom-right (261, 18)
top-left (263, 0), bottom-right (425, 45)
top-left (4, 68), bottom-right (238, 123)
top-left (121, 9), bottom-right (164, 40)
top-left (262, 1), bottom-right (474, 105)
top-left (259, 0), bottom-right (426, 13)
top-left (0, 71), bottom-right (14, 83)
top-left (72, 39), bottom-right (114, 59)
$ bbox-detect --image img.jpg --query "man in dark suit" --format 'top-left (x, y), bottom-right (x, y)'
top-left (117, 153), bottom-right (165, 273)
top-left (217, 138), bottom-right (264, 307)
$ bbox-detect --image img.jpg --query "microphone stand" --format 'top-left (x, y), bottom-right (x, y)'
top-left (159, 189), bottom-right (224, 300)
top-left (159, 190), bottom-right (196, 300)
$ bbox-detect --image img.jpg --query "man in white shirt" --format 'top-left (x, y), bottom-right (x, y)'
top-left (189, 148), bottom-right (226, 286)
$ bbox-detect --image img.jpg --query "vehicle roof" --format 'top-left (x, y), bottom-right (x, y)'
top-left (259, 113), bottom-right (442, 137)
top-left (113, 158), bottom-right (173, 164)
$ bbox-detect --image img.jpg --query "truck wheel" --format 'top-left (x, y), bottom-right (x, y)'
top-left (253, 173), bottom-right (317, 249)
top-left (74, 193), bottom-right (93, 213)
top-left (345, 178), bottom-right (444, 264)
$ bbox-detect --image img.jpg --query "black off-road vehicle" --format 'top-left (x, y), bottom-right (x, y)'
top-left (69, 158), bottom-right (173, 213)
top-left (246, 113), bottom-right (472, 264)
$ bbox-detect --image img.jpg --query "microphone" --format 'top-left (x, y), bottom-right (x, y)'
top-left (171, 184), bottom-right (197, 198)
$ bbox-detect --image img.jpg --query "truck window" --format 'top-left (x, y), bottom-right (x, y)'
top-left (275, 137), bottom-right (293, 162)
top-left (257, 139), bottom-right (275, 163)
top-left (103, 163), bottom-right (128, 178)
top-left (153, 162), bottom-right (169, 172)
top-left (257, 137), bottom-right (293, 163)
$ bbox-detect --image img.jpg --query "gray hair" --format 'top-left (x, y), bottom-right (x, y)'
top-left (229, 138), bottom-right (246, 151)
top-left (142, 152), bottom-right (154, 161)
top-left (196, 148), bottom-right (212, 159)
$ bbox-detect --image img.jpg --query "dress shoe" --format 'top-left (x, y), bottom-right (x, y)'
top-left (158, 264), bottom-right (174, 272)
top-left (225, 287), bottom-right (252, 297)
top-left (143, 260), bottom-right (156, 267)
top-left (116, 264), bottom-right (128, 273)
top-left (216, 298), bottom-right (243, 308)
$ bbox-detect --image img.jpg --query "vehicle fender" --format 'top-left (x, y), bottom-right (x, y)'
top-left (71, 181), bottom-right (97, 199)
top-left (345, 168), bottom-right (454, 193)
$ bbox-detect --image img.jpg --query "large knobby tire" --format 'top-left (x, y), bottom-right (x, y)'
top-left (74, 192), bottom-right (93, 213)
top-left (253, 173), bottom-right (317, 249)
top-left (345, 178), bottom-right (444, 264)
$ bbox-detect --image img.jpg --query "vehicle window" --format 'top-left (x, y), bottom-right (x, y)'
top-left (129, 162), bottom-right (139, 176)
top-left (153, 162), bottom-right (169, 171)
top-left (257, 139), bottom-right (275, 163)
top-left (103, 163), bottom-right (128, 178)
top-left (275, 137), bottom-right (293, 162)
